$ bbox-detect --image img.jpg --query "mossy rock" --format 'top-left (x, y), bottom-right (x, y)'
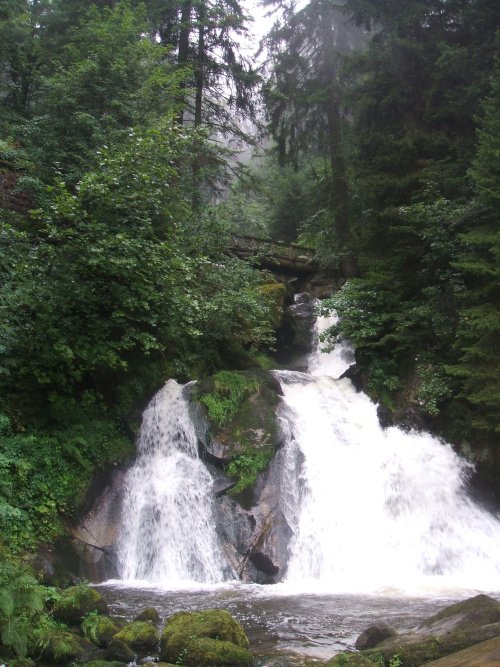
top-left (259, 282), bottom-right (287, 329)
top-left (195, 370), bottom-right (282, 493)
top-left (326, 652), bottom-right (374, 666)
top-left (182, 637), bottom-right (253, 667)
top-left (113, 620), bottom-right (159, 653)
top-left (81, 662), bottom-right (128, 667)
top-left (134, 606), bottom-right (161, 625)
top-left (82, 614), bottom-right (120, 647)
top-left (52, 584), bottom-right (109, 625)
top-left (160, 609), bottom-right (249, 663)
top-left (362, 621), bottom-right (500, 667)
top-left (105, 637), bottom-right (136, 662)
top-left (422, 594), bottom-right (500, 632)
top-left (40, 629), bottom-right (92, 663)
top-left (6, 660), bottom-right (35, 667)
top-left (143, 663), bottom-right (178, 667)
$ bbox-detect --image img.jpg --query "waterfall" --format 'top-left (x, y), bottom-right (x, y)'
top-left (276, 315), bottom-right (500, 593)
top-left (118, 380), bottom-right (227, 584)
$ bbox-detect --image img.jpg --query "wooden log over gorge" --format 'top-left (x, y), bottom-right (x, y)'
top-left (227, 234), bottom-right (319, 275)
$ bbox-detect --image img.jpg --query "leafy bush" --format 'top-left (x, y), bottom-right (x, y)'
top-left (198, 372), bottom-right (261, 427)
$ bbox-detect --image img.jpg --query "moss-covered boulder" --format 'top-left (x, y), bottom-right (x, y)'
top-left (81, 662), bottom-right (128, 667)
top-left (143, 663), bottom-right (178, 667)
top-left (194, 370), bottom-right (282, 493)
top-left (327, 652), bottom-right (375, 666)
top-left (160, 609), bottom-right (249, 664)
top-left (422, 593), bottom-right (500, 633)
top-left (40, 628), bottom-right (92, 663)
top-left (182, 637), bottom-right (253, 667)
top-left (113, 620), bottom-right (159, 654)
top-left (354, 622), bottom-right (397, 650)
top-left (52, 584), bottom-right (109, 625)
top-left (260, 282), bottom-right (287, 329)
top-left (105, 637), bottom-right (136, 662)
top-left (6, 660), bottom-right (35, 667)
top-left (134, 606), bottom-right (161, 625)
top-left (82, 614), bottom-right (120, 648)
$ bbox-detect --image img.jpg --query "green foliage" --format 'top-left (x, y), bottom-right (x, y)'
top-left (0, 411), bottom-right (131, 553)
top-left (81, 612), bottom-right (119, 648)
top-left (0, 560), bottom-right (46, 659)
top-left (226, 450), bottom-right (274, 494)
top-left (198, 372), bottom-right (261, 427)
top-left (52, 584), bottom-right (108, 625)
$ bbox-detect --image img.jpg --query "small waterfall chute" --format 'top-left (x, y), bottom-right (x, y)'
top-left (118, 380), bottom-right (227, 584)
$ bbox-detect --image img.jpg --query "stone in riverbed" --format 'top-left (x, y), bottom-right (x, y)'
top-left (104, 637), bottom-right (136, 662)
top-left (159, 609), bottom-right (249, 664)
top-left (354, 621), bottom-right (396, 650)
top-left (52, 584), bottom-right (109, 625)
top-left (182, 637), bottom-right (253, 667)
top-left (133, 606), bottom-right (161, 626)
top-left (327, 653), bottom-right (374, 666)
top-left (81, 613), bottom-right (120, 647)
top-left (113, 620), bottom-right (159, 654)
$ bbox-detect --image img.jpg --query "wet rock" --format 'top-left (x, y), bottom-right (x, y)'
top-left (182, 637), bottom-right (253, 666)
top-left (159, 609), bottom-right (249, 664)
top-left (327, 653), bottom-right (374, 666)
top-left (40, 629), bottom-right (94, 663)
top-left (214, 447), bottom-right (294, 584)
top-left (286, 296), bottom-right (316, 354)
top-left (52, 584), bottom-right (109, 625)
top-left (354, 621), bottom-right (396, 650)
top-left (81, 614), bottom-right (120, 647)
top-left (249, 552), bottom-right (280, 577)
top-left (350, 595), bottom-right (500, 667)
top-left (421, 594), bottom-right (500, 634)
top-left (134, 606), bottom-right (161, 626)
top-left (113, 621), bottom-right (159, 654)
top-left (105, 638), bottom-right (136, 663)
top-left (69, 466), bottom-right (129, 582)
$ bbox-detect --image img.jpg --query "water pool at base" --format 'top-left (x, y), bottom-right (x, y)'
top-left (98, 582), bottom-right (499, 661)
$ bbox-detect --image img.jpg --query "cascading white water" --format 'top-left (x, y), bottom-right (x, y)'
top-left (276, 316), bottom-right (500, 593)
top-left (118, 380), bottom-right (227, 584)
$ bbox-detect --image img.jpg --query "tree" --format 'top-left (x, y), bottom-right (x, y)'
top-left (262, 0), bottom-right (366, 264)
top-left (450, 49), bottom-right (500, 435)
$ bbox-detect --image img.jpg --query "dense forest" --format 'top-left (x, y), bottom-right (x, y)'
top-left (0, 0), bottom-right (499, 659)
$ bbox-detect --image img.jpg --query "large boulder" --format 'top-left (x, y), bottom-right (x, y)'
top-left (159, 609), bottom-right (249, 664)
top-left (81, 614), bottom-right (120, 648)
top-left (346, 595), bottom-right (500, 667)
top-left (134, 606), bottom-right (161, 626)
top-left (105, 638), bottom-right (136, 663)
top-left (52, 584), bottom-right (109, 625)
top-left (182, 637), bottom-right (253, 667)
top-left (40, 629), bottom-right (94, 664)
top-left (327, 653), bottom-right (374, 666)
top-left (354, 621), bottom-right (396, 650)
top-left (113, 620), bottom-right (159, 654)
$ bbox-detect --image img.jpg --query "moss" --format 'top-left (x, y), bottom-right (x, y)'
top-left (195, 371), bottom-right (262, 427)
top-left (160, 609), bottom-right (249, 664)
top-left (52, 584), bottom-right (109, 625)
top-left (82, 662), bottom-right (128, 667)
top-left (326, 652), bottom-right (375, 666)
top-left (113, 620), bottom-right (159, 653)
top-left (81, 613), bottom-right (119, 647)
top-left (423, 593), bottom-right (500, 629)
top-left (134, 606), bottom-right (160, 625)
top-left (40, 628), bottom-right (89, 663)
top-left (183, 637), bottom-right (253, 666)
top-left (259, 282), bottom-right (287, 329)
top-left (105, 637), bottom-right (136, 662)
